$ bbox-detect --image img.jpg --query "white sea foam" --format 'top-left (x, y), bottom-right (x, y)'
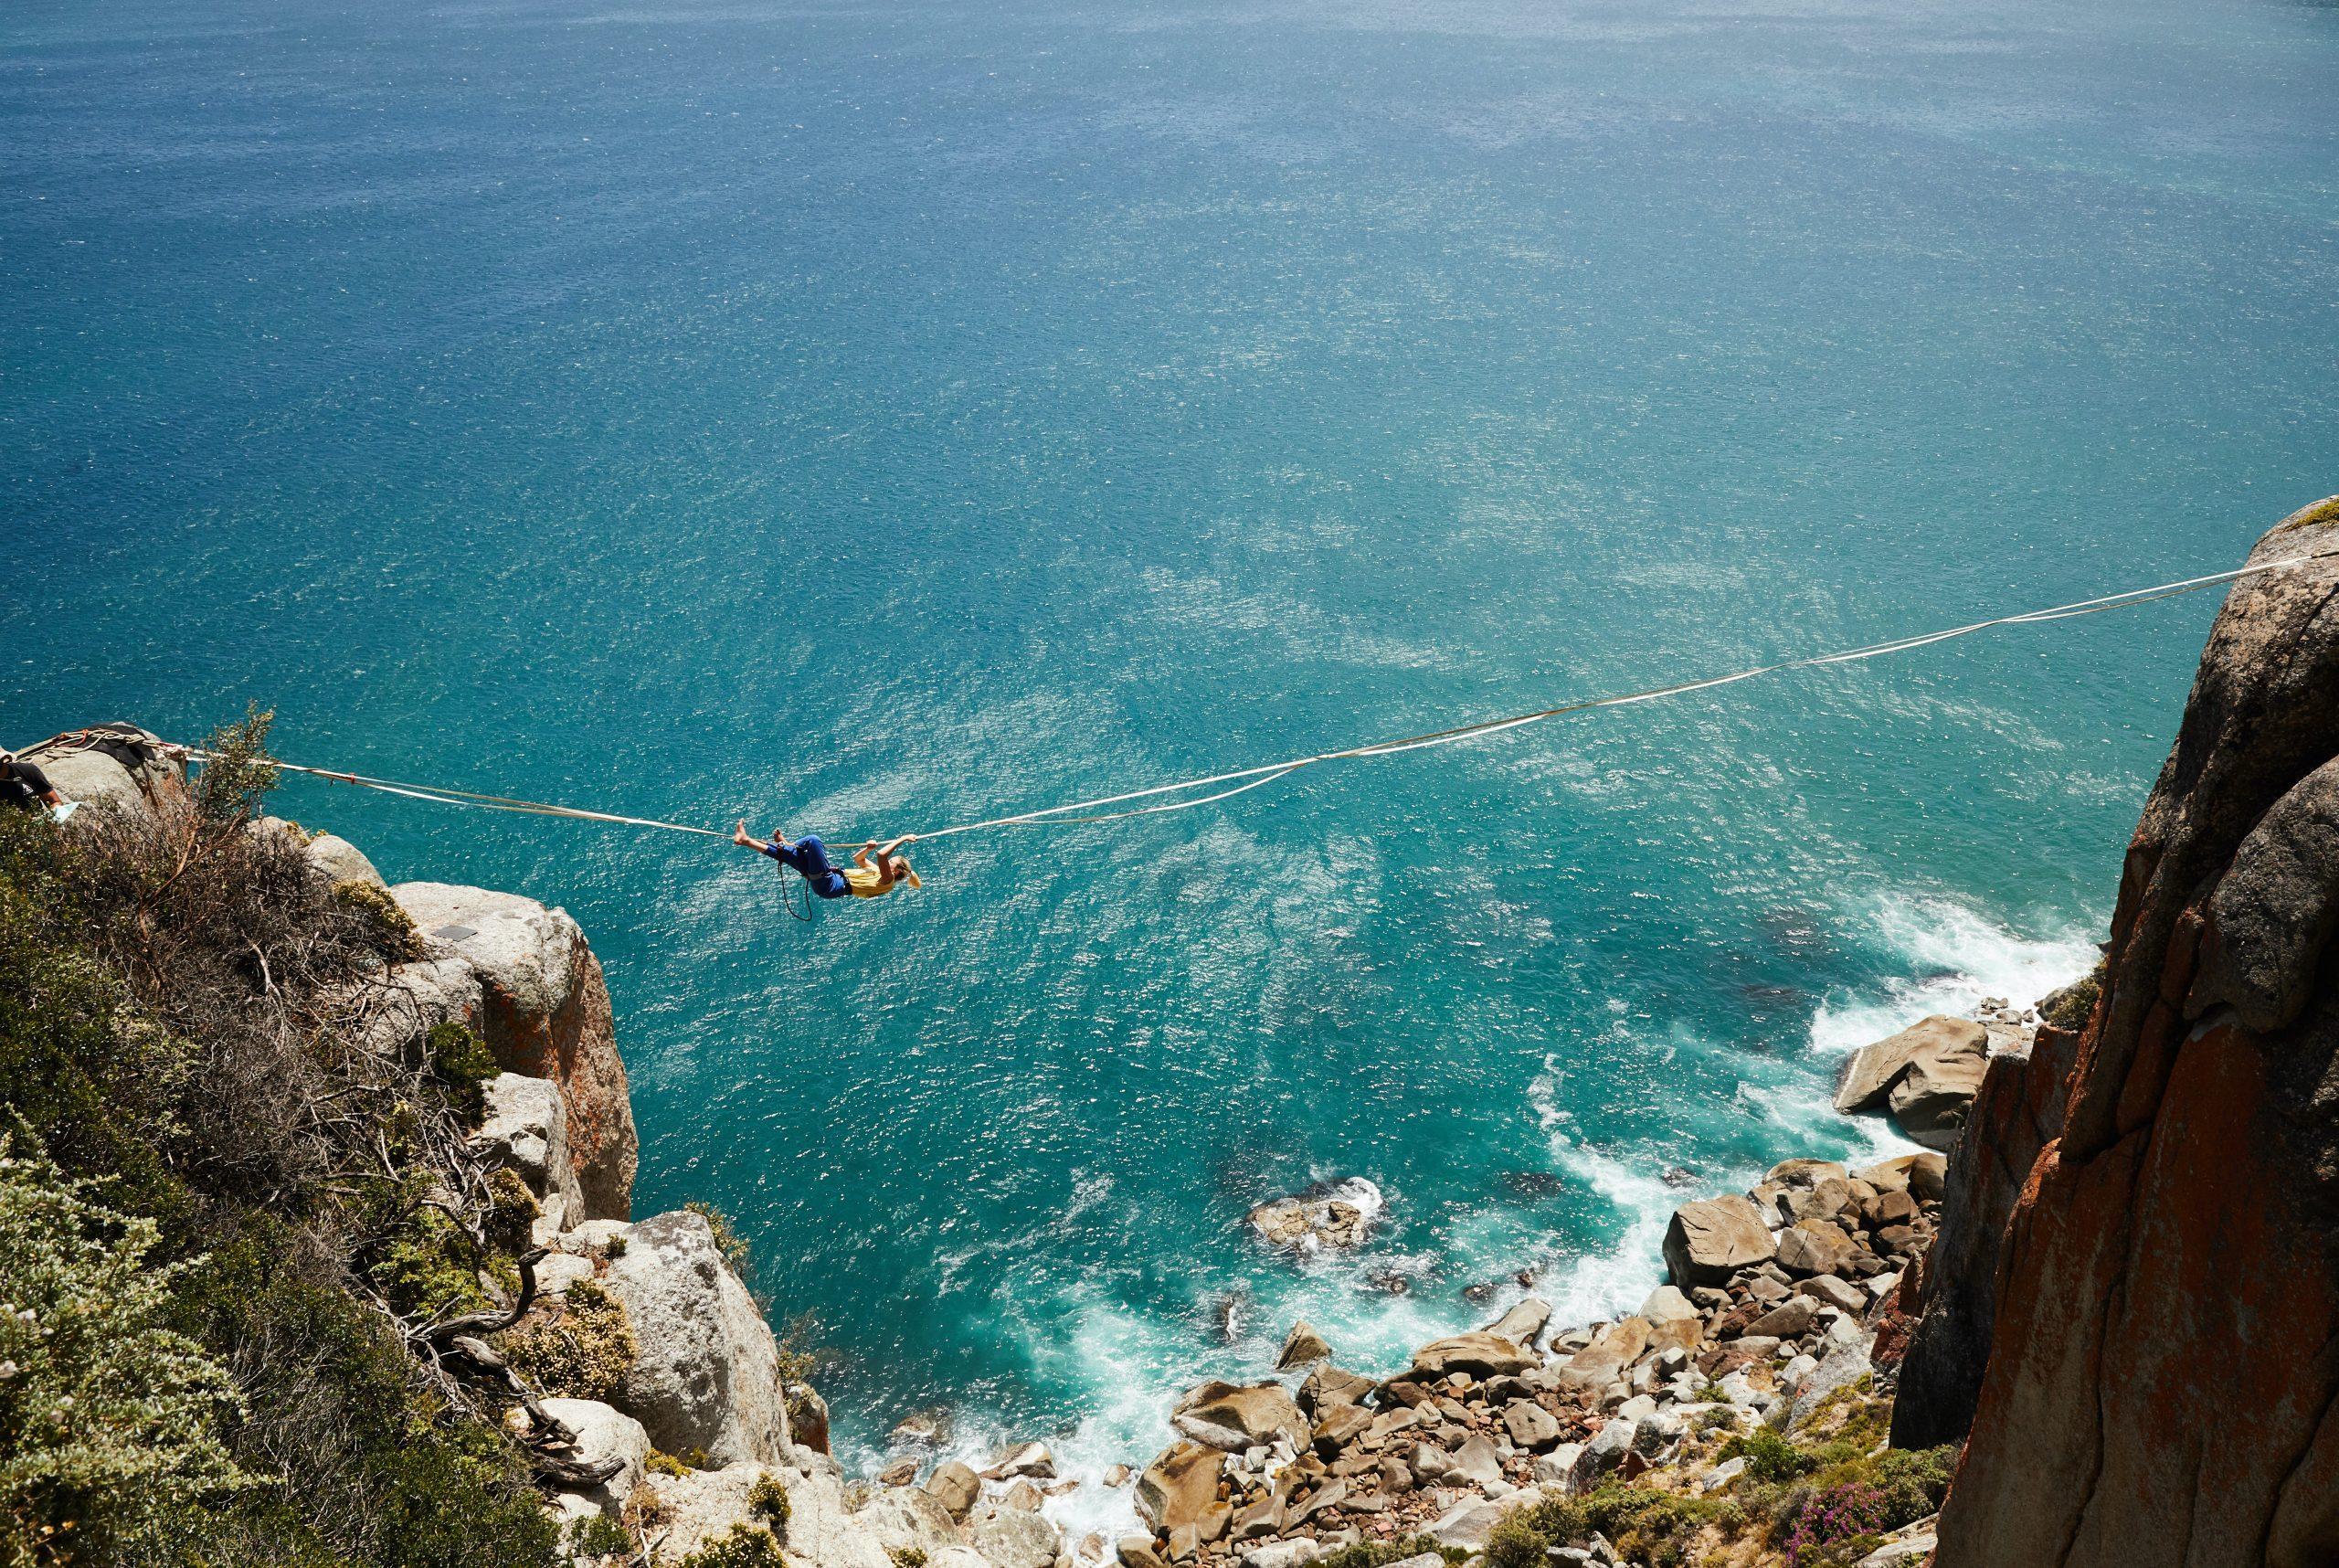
top-left (1809, 892), bottom-right (2097, 1061)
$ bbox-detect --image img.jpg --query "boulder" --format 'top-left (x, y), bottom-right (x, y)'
top-left (1449, 1435), bottom-right (1505, 1487)
top-left (1639, 1285), bottom-right (1699, 1325)
top-left (21, 736), bottom-right (175, 823)
top-left (1795, 1275), bottom-right (1868, 1315)
top-left (1502, 1399), bottom-right (1561, 1451)
top-left (1785, 1340), bottom-right (1873, 1430)
top-left (1241, 1542), bottom-right (1321, 1568)
top-left (1743, 1296), bottom-right (1820, 1340)
top-left (541, 1397), bottom-right (649, 1512)
top-left (599, 1209), bottom-right (788, 1466)
top-left (392, 882), bottom-right (636, 1217)
top-left (1485, 1296), bottom-right (1552, 1346)
top-left (1276, 1320), bottom-right (1333, 1370)
top-left (1171, 1381), bottom-right (1308, 1454)
top-left (1775, 1220), bottom-right (1860, 1278)
top-left (473, 1073), bottom-right (587, 1229)
top-left (1135, 1443), bottom-right (1224, 1531)
top-left (980, 1442), bottom-right (1056, 1481)
top-left (1571, 1418), bottom-right (1636, 1488)
top-left (1557, 1318), bottom-right (1650, 1393)
top-left (1117, 1540), bottom-right (1169, 1568)
top-left (1886, 1038), bottom-right (1989, 1150)
top-left (1663, 1195), bottom-right (1775, 1287)
top-left (305, 832), bottom-right (385, 890)
top-left (973, 1504), bottom-right (1064, 1568)
top-left (926, 1460), bottom-right (980, 1521)
top-left (1297, 1364), bottom-right (1374, 1414)
top-left (1424, 1496), bottom-right (1511, 1551)
top-left (861, 1486), bottom-right (965, 1552)
top-left (1405, 1331), bottom-right (1536, 1382)
top-left (1832, 1016), bottom-right (1987, 1116)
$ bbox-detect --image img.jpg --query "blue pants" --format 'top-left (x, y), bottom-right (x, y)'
top-left (767, 834), bottom-right (851, 899)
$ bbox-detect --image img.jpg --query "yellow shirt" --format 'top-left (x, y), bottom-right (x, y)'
top-left (841, 864), bottom-right (892, 898)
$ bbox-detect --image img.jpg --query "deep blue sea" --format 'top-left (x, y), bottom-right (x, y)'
top-left (6, 0), bottom-right (2336, 1529)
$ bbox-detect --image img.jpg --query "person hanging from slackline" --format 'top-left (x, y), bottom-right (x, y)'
top-left (735, 820), bottom-right (922, 900)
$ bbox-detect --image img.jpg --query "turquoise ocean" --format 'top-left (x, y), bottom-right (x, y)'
top-left (5, 0), bottom-right (2336, 1532)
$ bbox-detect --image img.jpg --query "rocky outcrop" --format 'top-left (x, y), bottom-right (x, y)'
top-left (392, 882), bottom-right (636, 1217)
top-left (1932, 497), bottom-right (2339, 1567)
top-left (600, 1208), bottom-right (790, 1467)
top-left (15, 724), bottom-right (188, 821)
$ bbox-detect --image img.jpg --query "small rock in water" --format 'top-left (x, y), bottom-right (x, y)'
top-left (892, 1409), bottom-right (951, 1448)
top-left (1496, 1170), bottom-right (1567, 1201)
top-left (1103, 1464), bottom-right (1132, 1488)
top-left (1244, 1179), bottom-right (1382, 1252)
top-left (1661, 1166), bottom-right (1699, 1189)
top-left (876, 1456), bottom-right (918, 1487)
top-left (1461, 1281), bottom-right (1498, 1305)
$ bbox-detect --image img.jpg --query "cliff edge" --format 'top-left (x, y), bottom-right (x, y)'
top-left (1924, 496), bottom-right (2339, 1566)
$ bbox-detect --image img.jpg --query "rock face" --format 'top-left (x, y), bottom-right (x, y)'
top-left (393, 882), bottom-right (636, 1217)
top-left (600, 1209), bottom-right (789, 1466)
top-left (474, 1073), bottom-right (587, 1232)
top-left (1932, 498), bottom-right (2339, 1567)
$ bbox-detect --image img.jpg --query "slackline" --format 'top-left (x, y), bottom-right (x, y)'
top-left (185, 551), bottom-right (2334, 849)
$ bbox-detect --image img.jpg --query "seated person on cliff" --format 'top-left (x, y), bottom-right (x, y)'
top-left (0, 750), bottom-right (65, 814)
top-left (734, 820), bottom-right (921, 900)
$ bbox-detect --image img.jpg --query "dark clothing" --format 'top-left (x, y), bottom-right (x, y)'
top-left (764, 833), bottom-right (851, 899)
top-left (0, 761), bottom-right (56, 812)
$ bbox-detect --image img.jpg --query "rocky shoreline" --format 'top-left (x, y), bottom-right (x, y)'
top-left (16, 725), bottom-right (2024, 1568)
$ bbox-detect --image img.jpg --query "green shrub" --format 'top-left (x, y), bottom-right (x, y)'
top-left (571, 1511), bottom-right (632, 1559)
top-left (889, 1550), bottom-right (928, 1568)
top-left (1720, 1425), bottom-right (1819, 1484)
top-left (0, 1127), bottom-right (249, 1565)
top-left (679, 1523), bottom-right (785, 1568)
top-left (646, 1449), bottom-right (691, 1478)
top-left (748, 1470), bottom-right (791, 1537)
top-left (1312, 1541), bottom-right (1464, 1568)
top-left (425, 1021), bottom-right (502, 1128)
top-left (2040, 959), bottom-right (2106, 1031)
top-left (498, 1279), bottom-right (639, 1403)
top-left (333, 878), bottom-right (425, 962)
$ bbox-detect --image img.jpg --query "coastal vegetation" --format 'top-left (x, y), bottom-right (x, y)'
top-left (0, 713), bottom-right (558, 1566)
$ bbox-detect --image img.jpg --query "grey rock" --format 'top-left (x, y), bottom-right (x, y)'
top-left (1449, 1434), bottom-right (1505, 1487)
top-left (1796, 1275), bottom-right (1868, 1314)
top-left (392, 882), bottom-right (636, 1217)
top-left (306, 832), bottom-right (385, 890)
top-left (1240, 1542), bottom-right (1321, 1568)
top-left (1502, 1399), bottom-right (1561, 1451)
top-left (473, 1073), bottom-right (587, 1227)
top-left (541, 1397), bottom-right (649, 1513)
top-left (1424, 1496), bottom-right (1509, 1551)
top-left (1276, 1320), bottom-right (1333, 1370)
top-left (1744, 1296), bottom-right (1820, 1339)
top-left (600, 1209), bottom-right (788, 1466)
top-left (1171, 1381), bottom-right (1308, 1455)
top-left (973, 1503), bottom-right (1064, 1568)
top-left (1486, 1296), bottom-right (1552, 1346)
